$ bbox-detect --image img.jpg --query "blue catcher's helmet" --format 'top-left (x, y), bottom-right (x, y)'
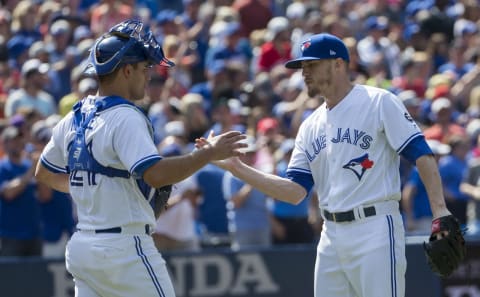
top-left (85, 19), bottom-right (175, 76)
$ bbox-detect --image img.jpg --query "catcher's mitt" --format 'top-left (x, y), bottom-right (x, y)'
top-left (152, 184), bottom-right (172, 218)
top-left (423, 215), bottom-right (466, 277)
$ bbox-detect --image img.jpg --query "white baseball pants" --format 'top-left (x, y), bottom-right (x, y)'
top-left (315, 209), bottom-right (406, 297)
top-left (66, 231), bottom-right (176, 297)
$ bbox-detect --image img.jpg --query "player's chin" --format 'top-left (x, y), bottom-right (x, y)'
top-left (133, 91), bottom-right (146, 101)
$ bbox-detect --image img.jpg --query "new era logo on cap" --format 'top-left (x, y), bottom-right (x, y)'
top-left (285, 33), bottom-right (350, 69)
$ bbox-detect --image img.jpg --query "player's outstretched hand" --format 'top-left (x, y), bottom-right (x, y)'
top-left (197, 130), bottom-right (247, 161)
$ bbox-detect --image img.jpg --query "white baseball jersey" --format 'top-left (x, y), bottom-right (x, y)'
top-left (288, 84), bottom-right (422, 212)
top-left (40, 96), bottom-right (161, 231)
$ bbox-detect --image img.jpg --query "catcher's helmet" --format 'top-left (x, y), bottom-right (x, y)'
top-left (85, 19), bottom-right (174, 76)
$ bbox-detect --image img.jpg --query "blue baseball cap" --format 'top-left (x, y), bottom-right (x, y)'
top-left (364, 16), bottom-right (388, 31)
top-left (285, 33), bottom-right (350, 69)
top-left (155, 10), bottom-right (177, 25)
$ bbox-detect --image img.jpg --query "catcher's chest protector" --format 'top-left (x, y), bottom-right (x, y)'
top-left (68, 96), bottom-right (135, 178)
top-left (67, 96), bottom-right (170, 214)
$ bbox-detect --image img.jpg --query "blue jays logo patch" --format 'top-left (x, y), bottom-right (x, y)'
top-left (342, 153), bottom-right (374, 181)
top-left (301, 40), bottom-right (311, 52)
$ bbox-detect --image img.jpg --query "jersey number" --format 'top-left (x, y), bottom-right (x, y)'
top-left (69, 170), bottom-right (97, 187)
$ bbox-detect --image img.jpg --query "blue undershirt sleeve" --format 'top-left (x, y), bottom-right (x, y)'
top-left (286, 169), bottom-right (314, 195)
top-left (399, 135), bottom-right (433, 164)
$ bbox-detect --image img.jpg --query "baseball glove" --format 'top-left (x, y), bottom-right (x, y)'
top-left (152, 184), bottom-right (172, 218)
top-left (423, 215), bottom-right (466, 277)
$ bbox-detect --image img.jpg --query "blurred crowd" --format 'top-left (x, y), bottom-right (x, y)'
top-left (0, 0), bottom-right (480, 258)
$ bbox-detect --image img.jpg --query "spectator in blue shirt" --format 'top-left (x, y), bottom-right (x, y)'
top-left (30, 120), bottom-right (76, 258)
top-left (402, 140), bottom-right (451, 235)
top-left (194, 163), bottom-right (231, 248)
top-left (222, 135), bottom-right (271, 249)
top-left (439, 135), bottom-right (472, 227)
top-left (0, 126), bottom-right (42, 256)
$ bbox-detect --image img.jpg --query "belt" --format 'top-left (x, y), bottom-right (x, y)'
top-left (323, 206), bottom-right (376, 222)
top-left (79, 224), bottom-right (151, 235)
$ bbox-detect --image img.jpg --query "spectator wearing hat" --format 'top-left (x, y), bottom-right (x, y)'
top-left (153, 9), bottom-right (180, 45)
top-left (48, 19), bottom-right (80, 102)
top-left (437, 38), bottom-right (475, 82)
top-left (189, 60), bottom-right (231, 114)
top-left (0, 125), bottom-right (43, 257)
top-left (28, 40), bottom-right (64, 104)
top-left (257, 17), bottom-right (292, 73)
top-left (72, 25), bottom-right (92, 45)
top-left (30, 120), bottom-right (76, 258)
top-left (423, 97), bottom-right (466, 144)
top-left (214, 6), bottom-right (239, 24)
top-left (5, 58), bottom-right (56, 118)
top-left (357, 15), bottom-right (401, 80)
top-left (402, 139), bottom-right (451, 235)
top-left (6, 35), bottom-right (32, 71)
top-left (205, 21), bottom-right (251, 71)
top-left (453, 19), bottom-right (478, 47)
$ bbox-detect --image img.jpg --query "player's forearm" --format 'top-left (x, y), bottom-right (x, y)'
top-left (416, 154), bottom-right (451, 219)
top-left (144, 148), bottom-right (214, 187)
top-left (230, 162), bottom-right (307, 204)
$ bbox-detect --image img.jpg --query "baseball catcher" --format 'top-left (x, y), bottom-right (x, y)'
top-left (423, 215), bottom-right (466, 277)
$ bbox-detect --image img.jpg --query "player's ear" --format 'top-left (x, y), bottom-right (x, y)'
top-left (334, 58), bottom-right (348, 71)
top-left (121, 64), bottom-right (132, 78)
